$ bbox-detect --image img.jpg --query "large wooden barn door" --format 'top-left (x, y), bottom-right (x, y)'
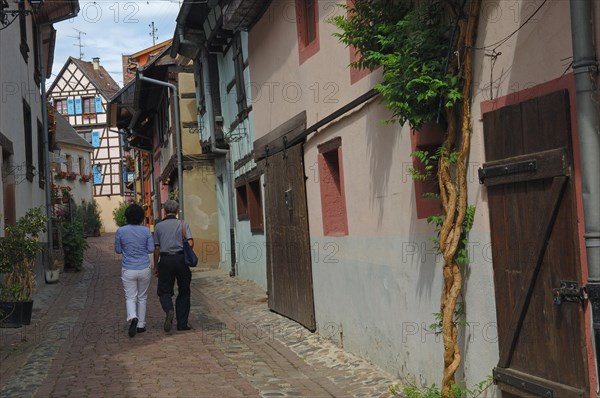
top-left (481, 90), bottom-right (588, 397)
top-left (264, 143), bottom-right (316, 331)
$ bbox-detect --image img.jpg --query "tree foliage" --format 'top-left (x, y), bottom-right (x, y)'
top-left (331, 0), bottom-right (460, 128)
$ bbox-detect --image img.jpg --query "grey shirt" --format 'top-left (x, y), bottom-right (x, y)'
top-left (153, 216), bottom-right (193, 254)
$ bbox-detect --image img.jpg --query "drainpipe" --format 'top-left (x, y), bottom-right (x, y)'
top-left (38, 26), bottom-right (53, 270)
top-left (199, 46), bottom-right (237, 277)
top-left (570, 0), bottom-right (600, 383)
top-left (138, 72), bottom-right (185, 219)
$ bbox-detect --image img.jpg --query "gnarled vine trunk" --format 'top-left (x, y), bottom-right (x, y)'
top-left (438, 0), bottom-right (482, 396)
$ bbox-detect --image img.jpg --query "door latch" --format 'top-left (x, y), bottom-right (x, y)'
top-left (553, 281), bottom-right (587, 305)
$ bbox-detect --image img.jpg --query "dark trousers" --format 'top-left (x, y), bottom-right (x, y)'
top-left (156, 254), bottom-right (191, 328)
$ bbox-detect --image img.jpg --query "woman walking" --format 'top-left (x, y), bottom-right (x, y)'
top-left (114, 203), bottom-right (154, 337)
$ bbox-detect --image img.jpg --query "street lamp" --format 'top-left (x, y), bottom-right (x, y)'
top-left (0, 0), bottom-right (42, 28)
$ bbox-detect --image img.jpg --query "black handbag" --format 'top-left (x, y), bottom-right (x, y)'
top-left (181, 220), bottom-right (198, 267)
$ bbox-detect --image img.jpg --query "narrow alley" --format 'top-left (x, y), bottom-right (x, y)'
top-left (0, 234), bottom-right (396, 397)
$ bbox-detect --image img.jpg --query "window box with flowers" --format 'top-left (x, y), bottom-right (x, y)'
top-left (66, 172), bottom-right (78, 181)
top-left (55, 170), bottom-right (67, 180)
top-left (79, 173), bottom-right (92, 183)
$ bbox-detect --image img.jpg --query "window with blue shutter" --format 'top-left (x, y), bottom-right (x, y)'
top-left (75, 97), bottom-right (82, 114)
top-left (91, 131), bottom-right (100, 147)
top-left (67, 98), bottom-right (75, 115)
top-left (95, 96), bottom-right (102, 113)
top-left (93, 164), bottom-right (102, 184)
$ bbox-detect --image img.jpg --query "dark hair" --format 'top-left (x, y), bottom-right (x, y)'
top-left (125, 204), bottom-right (145, 225)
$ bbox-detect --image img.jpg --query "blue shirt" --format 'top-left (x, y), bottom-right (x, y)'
top-left (114, 225), bottom-right (154, 270)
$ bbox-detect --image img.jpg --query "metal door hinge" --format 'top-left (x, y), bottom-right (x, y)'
top-left (553, 281), bottom-right (587, 305)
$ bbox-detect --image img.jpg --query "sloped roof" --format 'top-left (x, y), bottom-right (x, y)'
top-left (54, 111), bottom-right (93, 151)
top-left (70, 57), bottom-right (120, 98)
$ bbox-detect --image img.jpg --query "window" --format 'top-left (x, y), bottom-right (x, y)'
top-left (318, 137), bottom-right (348, 236)
top-left (79, 156), bottom-right (85, 175)
top-left (235, 176), bottom-right (264, 234)
top-left (410, 123), bottom-right (444, 219)
top-left (55, 99), bottom-right (68, 114)
top-left (346, 0), bottom-right (372, 84)
top-left (232, 34), bottom-right (248, 116)
top-left (248, 178), bottom-right (264, 233)
top-left (66, 154), bottom-right (73, 173)
top-left (317, 137), bottom-right (348, 236)
top-left (236, 184), bottom-right (248, 220)
top-left (19, 1), bottom-right (29, 62)
top-left (83, 97), bottom-right (95, 114)
top-left (23, 100), bottom-right (33, 182)
top-left (295, 0), bottom-right (320, 64)
top-left (37, 120), bottom-right (45, 188)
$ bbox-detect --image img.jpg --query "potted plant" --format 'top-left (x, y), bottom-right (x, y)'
top-left (66, 172), bottom-right (78, 181)
top-left (79, 173), bottom-right (92, 183)
top-left (51, 184), bottom-right (61, 204)
top-left (75, 200), bottom-right (102, 237)
top-left (123, 154), bottom-right (135, 172)
top-left (0, 207), bottom-right (47, 327)
top-left (61, 220), bottom-right (89, 272)
top-left (61, 186), bottom-right (71, 203)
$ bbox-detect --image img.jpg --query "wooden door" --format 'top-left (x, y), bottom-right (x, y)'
top-left (482, 90), bottom-right (588, 397)
top-left (264, 143), bottom-right (316, 331)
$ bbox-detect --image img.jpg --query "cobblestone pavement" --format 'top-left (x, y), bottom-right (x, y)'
top-left (0, 234), bottom-right (397, 397)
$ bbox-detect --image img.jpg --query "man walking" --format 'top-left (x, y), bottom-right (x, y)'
top-left (153, 200), bottom-right (193, 331)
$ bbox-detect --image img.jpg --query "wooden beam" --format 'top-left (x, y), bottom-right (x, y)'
top-left (253, 111), bottom-right (307, 160)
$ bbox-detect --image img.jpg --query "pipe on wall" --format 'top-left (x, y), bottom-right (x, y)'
top-left (570, 0), bottom-right (600, 385)
top-left (199, 46), bottom-right (237, 277)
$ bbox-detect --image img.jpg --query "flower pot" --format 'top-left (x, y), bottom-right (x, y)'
top-left (52, 197), bottom-right (61, 205)
top-left (62, 197), bottom-right (69, 203)
top-left (0, 301), bottom-right (33, 328)
top-left (45, 269), bottom-right (60, 284)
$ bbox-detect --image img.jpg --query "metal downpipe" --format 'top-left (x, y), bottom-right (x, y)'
top-left (199, 46), bottom-right (237, 276)
top-left (570, 0), bottom-right (600, 383)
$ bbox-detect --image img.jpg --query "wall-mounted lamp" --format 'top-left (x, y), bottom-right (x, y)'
top-left (0, 0), bottom-right (42, 28)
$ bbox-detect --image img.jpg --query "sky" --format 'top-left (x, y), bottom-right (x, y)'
top-left (49, 0), bottom-right (182, 89)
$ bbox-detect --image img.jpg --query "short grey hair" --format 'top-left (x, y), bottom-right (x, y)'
top-left (163, 200), bottom-right (179, 214)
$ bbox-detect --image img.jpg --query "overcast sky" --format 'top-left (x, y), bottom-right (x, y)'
top-left (49, 0), bottom-right (182, 89)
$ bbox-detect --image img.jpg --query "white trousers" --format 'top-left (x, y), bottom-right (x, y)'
top-left (121, 267), bottom-right (151, 328)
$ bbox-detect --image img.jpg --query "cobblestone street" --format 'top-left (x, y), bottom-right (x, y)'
top-left (0, 234), bottom-right (397, 397)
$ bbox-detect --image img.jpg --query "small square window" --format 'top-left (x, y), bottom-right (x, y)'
top-left (236, 184), bottom-right (249, 220)
top-left (248, 178), bottom-right (264, 234)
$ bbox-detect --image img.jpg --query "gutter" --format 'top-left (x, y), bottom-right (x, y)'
top-left (570, 0), bottom-right (600, 384)
top-left (200, 46), bottom-right (237, 277)
top-left (137, 71), bottom-right (185, 219)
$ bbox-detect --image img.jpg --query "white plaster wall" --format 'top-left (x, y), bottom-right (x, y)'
top-left (0, 9), bottom-right (46, 225)
top-left (247, 0), bottom-right (581, 390)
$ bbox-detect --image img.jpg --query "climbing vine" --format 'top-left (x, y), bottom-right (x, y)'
top-left (332, 0), bottom-right (482, 396)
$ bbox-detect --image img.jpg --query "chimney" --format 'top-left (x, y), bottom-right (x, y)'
top-left (92, 57), bottom-right (100, 70)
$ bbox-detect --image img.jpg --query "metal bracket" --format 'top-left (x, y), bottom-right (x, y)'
top-left (478, 159), bottom-right (537, 184)
top-left (282, 136), bottom-right (288, 159)
top-left (264, 145), bottom-right (269, 167)
top-left (553, 280), bottom-right (587, 305)
top-left (493, 369), bottom-right (553, 397)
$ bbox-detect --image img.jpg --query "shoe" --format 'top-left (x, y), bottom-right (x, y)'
top-left (164, 310), bottom-right (174, 332)
top-left (177, 324), bottom-right (192, 331)
top-left (128, 318), bottom-right (138, 338)
top-left (136, 327), bottom-right (146, 333)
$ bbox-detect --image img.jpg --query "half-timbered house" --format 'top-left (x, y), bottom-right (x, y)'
top-left (48, 57), bottom-right (121, 231)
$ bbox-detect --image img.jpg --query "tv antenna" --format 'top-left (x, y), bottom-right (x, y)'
top-left (69, 28), bottom-right (86, 59)
top-left (149, 22), bottom-right (158, 46)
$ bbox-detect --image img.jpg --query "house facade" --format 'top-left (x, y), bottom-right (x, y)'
top-left (171, 0), bottom-right (269, 285)
top-left (109, 45), bottom-right (219, 267)
top-left (48, 57), bottom-right (121, 232)
top-left (0, 0), bottom-right (79, 281)
top-left (244, 0), bottom-right (597, 395)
